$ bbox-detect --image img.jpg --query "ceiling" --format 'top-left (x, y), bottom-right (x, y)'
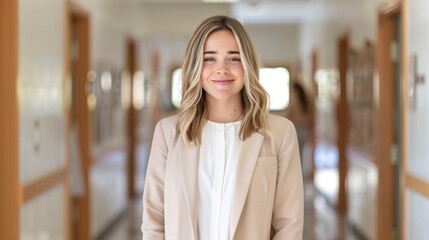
top-left (131, 0), bottom-right (322, 24)
top-left (137, 0), bottom-right (311, 3)
top-left (232, 0), bottom-right (320, 24)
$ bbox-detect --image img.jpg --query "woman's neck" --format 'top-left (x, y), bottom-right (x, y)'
top-left (206, 100), bottom-right (243, 123)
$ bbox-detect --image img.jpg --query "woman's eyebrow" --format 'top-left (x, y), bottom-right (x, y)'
top-left (228, 50), bottom-right (240, 54)
top-left (203, 51), bottom-right (216, 54)
top-left (203, 50), bottom-right (240, 55)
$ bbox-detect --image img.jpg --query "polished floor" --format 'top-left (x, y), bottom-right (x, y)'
top-left (100, 141), bottom-right (359, 240)
top-left (303, 180), bottom-right (358, 240)
top-left (99, 178), bottom-right (358, 240)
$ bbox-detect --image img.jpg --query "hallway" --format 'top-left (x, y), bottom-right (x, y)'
top-left (99, 180), bottom-right (357, 240)
top-left (302, 181), bottom-right (357, 240)
top-left (3, 0), bottom-right (429, 239)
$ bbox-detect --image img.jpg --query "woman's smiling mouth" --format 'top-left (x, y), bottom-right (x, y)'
top-left (212, 79), bottom-right (234, 85)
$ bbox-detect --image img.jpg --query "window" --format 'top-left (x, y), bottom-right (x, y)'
top-left (171, 68), bottom-right (182, 108)
top-left (259, 67), bottom-right (290, 110)
top-left (171, 66), bottom-right (290, 111)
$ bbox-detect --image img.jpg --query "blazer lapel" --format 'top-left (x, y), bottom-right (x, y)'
top-left (179, 142), bottom-right (200, 240)
top-left (230, 131), bottom-right (265, 239)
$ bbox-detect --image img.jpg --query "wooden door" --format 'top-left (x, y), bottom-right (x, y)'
top-left (377, 2), bottom-right (404, 239)
top-left (337, 34), bottom-right (349, 214)
top-left (68, 2), bottom-right (91, 240)
top-left (127, 38), bottom-right (138, 198)
top-left (0, 0), bottom-right (19, 238)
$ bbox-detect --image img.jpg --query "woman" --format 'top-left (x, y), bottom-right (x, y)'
top-left (142, 15), bottom-right (303, 240)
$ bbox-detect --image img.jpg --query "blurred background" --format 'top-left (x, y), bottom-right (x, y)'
top-left (1, 0), bottom-right (428, 239)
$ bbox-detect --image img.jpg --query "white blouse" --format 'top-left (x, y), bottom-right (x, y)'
top-left (198, 120), bottom-right (242, 240)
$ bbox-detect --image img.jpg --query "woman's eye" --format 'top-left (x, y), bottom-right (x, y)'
top-left (203, 57), bottom-right (215, 62)
top-left (229, 57), bottom-right (241, 62)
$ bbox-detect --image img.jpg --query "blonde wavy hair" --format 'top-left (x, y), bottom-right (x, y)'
top-left (177, 15), bottom-right (270, 146)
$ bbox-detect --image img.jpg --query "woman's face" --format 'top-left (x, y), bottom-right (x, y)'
top-left (200, 30), bottom-right (244, 104)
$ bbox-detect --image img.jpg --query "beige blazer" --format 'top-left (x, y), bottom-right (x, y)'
top-left (142, 114), bottom-right (303, 240)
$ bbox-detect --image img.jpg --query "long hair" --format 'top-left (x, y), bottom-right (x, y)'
top-left (177, 15), bottom-right (270, 146)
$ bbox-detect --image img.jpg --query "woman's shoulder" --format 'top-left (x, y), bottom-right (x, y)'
top-left (266, 114), bottom-right (297, 138)
top-left (267, 113), bottom-right (294, 128)
top-left (155, 115), bottom-right (179, 136)
top-left (158, 114), bottom-right (179, 126)
top-left (264, 114), bottom-right (298, 152)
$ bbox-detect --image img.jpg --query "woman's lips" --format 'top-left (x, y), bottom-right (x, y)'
top-left (212, 79), bottom-right (233, 85)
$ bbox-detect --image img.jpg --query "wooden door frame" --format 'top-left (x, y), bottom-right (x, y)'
top-left (337, 33), bottom-right (349, 214)
top-left (400, 2), bottom-right (408, 238)
top-left (376, 1), bottom-right (403, 239)
top-left (0, 0), bottom-right (19, 239)
top-left (127, 38), bottom-right (137, 199)
top-left (1, 1), bottom-right (74, 238)
top-left (68, 2), bottom-right (92, 240)
top-left (310, 49), bottom-right (318, 181)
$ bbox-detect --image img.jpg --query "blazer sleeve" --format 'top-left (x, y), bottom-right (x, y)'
top-left (271, 121), bottom-right (304, 240)
top-left (141, 120), bottom-right (167, 240)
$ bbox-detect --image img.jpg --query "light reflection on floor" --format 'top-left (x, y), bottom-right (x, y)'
top-left (314, 168), bottom-right (340, 206)
top-left (303, 180), bottom-right (358, 240)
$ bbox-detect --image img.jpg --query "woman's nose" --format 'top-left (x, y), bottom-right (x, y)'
top-left (216, 61), bottom-right (230, 74)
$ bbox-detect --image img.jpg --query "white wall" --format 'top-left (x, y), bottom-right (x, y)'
top-left (71, 0), bottom-right (137, 69)
top-left (91, 18), bottom-right (127, 69)
top-left (18, 0), bottom-right (67, 238)
top-left (83, 2), bottom-right (231, 37)
top-left (299, 0), bottom-right (377, 85)
top-left (407, 0), bottom-right (429, 182)
top-left (138, 3), bottom-right (231, 36)
top-left (245, 24), bottom-right (300, 66)
top-left (406, 0), bottom-right (429, 238)
top-left (19, 0), bottom-right (66, 185)
top-left (407, 190), bottom-right (429, 239)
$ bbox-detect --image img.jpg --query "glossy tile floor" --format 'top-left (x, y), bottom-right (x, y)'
top-left (100, 178), bottom-right (358, 240)
top-left (100, 194), bottom-right (143, 240)
top-left (303, 180), bottom-right (359, 240)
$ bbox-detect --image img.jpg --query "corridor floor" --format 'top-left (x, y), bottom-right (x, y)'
top-left (303, 180), bottom-right (358, 240)
top-left (100, 179), bottom-right (358, 240)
